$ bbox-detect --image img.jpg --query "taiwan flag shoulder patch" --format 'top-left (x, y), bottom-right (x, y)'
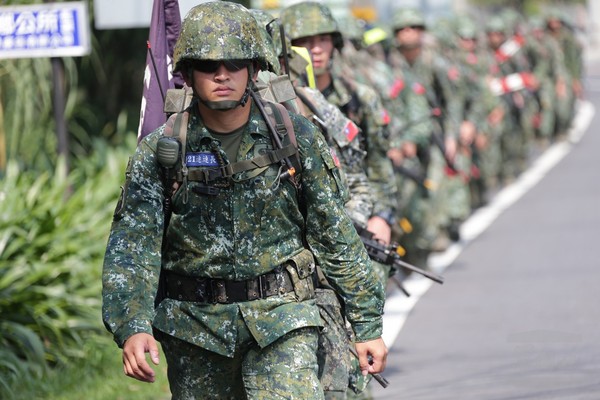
top-left (344, 120), bottom-right (359, 142)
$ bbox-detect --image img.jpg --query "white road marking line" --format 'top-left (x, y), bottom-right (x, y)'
top-left (381, 100), bottom-right (596, 348)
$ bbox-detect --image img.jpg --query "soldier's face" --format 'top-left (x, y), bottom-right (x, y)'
top-left (186, 60), bottom-right (251, 104)
top-left (486, 32), bottom-right (505, 49)
top-left (395, 26), bottom-right (423, 48)
top-left (532, 28), bottom-right (544, 40)
top-left (292, 34), bottom-right (334, 75)
top-left (547, 19), bottom-right (562, 31)
top-left (459, 37), bottom-right (476, 52)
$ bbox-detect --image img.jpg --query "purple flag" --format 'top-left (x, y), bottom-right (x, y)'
top-left (137, 0), bottom-right (183, 141)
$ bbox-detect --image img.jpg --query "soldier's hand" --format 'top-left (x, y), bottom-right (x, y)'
top-left (355, 338), bottom-right (388, 376)
top-left (401, 141), bottom-right (417, 158)
top-left (556, 79), bottom-right (567, 98)
top-left (459, 121), bottom-right (476, 147)
top-left (387, 147), bottom-right (404, 167)
top-left (367, 216), bottom-right (392, 246)
top-left (122, 333), bottom-right (160, 383)
top-left (573, 79), bottom-right (583, 99)
top-left (444, 136), bottom-right (457, 162)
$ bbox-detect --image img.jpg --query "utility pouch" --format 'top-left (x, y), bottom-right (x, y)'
top-left (284, 248), bottom-right (316, 301)
top-left (315, 287), bottom-right (351, 393)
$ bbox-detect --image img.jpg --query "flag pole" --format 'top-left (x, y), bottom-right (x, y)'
top-left (147, 40), bottom-right (166, 104)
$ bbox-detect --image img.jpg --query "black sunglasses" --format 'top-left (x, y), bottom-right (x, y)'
top-left (191, 59), bottom-right (253, 73)
top-left (398, 25), bottom-right (424, 31)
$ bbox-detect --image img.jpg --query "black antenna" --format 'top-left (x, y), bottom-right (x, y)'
top-left (279, 23), bottom-right (291, 79)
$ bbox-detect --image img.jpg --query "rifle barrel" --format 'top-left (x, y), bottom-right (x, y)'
top-left (393, 257), bottom-right (444, 284)
top-left (390, 275), bottom-right (411, 297)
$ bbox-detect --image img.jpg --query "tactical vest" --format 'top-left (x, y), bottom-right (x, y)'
top-left (156, 96), bottom-right (303, 198)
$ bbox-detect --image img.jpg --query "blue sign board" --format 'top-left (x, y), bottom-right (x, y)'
top-left (0, 2), bottom-right (90, 59)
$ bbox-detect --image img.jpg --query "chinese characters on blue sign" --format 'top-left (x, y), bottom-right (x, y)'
top-left (0, 2), bottom-right (90, 59)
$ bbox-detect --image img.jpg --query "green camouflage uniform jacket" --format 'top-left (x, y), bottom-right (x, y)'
top-left (254, 71), bottom-right (374, 228)
top-left (552, 28), bottom-right (583, 82)
top-left (293, 85), bottom-right (374, 228)
top-left (387, 46), bottom-right (463, 140)
top-left (102, 101), bottom-right (384, 357)
top-left (323, 64), bottom-right (398, 224)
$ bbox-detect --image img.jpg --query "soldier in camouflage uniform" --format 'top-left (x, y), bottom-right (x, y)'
top-left (453, 17), bottom-right (502, 209)
top-left (501, 10), bottom-right (540, 160)
top-left (280, 3), bottom-right (397, 398)
top-left (545, 8), bottom-right (583, 137)
top-left (385, 7), bottom-right (463, 262)
top-left (429, 16), bottom-right (476, 242)
top-left (483, 15), bottom-right (533, 184)
top-left (102, 2), bottom-right (387, 399)
top-left (281, 2), bottom-right (398, 254)
top-left (251, 10), bottom-right (379, 398)
top-left (335, 17), bottom-right (424, 253)
top-left (526, 16), bottom-right (570, 143)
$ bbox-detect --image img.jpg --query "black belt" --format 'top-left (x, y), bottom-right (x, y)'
top-left (164, 267), bottom-right (295, 304)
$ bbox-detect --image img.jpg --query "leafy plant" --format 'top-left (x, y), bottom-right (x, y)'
top-left (0, 138), bottom-right (135, 394)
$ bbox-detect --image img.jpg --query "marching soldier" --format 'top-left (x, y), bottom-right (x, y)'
top-left (102, 2), bottom-right (387, 398)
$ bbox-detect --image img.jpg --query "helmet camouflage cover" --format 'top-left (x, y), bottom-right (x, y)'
top-left (249, 8), bottom-right (282, 74)
top-left (337, 15), bottom-right (364, 43)
top-left (173, 1), bottom-right (268, 72)
top-left (280, 1), bottom-right (344, 49)
top-left (485, 15), bottom-right (507, 34)
top-left (391, 8), bottom-right (426, 32)
top-left (250, 9), bottom-right (291, 59)
top-left (455, 16), bottom-right (477, 39)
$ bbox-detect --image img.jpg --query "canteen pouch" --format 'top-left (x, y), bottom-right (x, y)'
top-left (284, 248), bottom-right (316, 301)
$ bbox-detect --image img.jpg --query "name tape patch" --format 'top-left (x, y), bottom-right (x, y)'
top-left (186, 152), bottom-right (219, 167)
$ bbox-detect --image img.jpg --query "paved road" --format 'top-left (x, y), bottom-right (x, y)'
top-left (371, 60), bottom-right (600, 400)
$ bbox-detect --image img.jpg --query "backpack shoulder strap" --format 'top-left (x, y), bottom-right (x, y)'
top-left (160, 109), bottom-right (190, 180)
top-left (262, 100), bottom-right (303, 175)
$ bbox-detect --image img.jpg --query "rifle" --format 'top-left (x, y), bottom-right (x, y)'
top-left (356, 227), bottom-right (444, 286)
top-left (393, 164), bottom-right (435, 193)
top-left (429, 107), bottom-right (459, 173)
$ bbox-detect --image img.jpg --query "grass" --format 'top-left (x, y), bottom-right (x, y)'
top-left (8, 334), bottom-right (171, 400)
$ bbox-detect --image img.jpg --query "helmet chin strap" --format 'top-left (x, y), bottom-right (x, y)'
top-left (193, 64), bottom-right (255, 111)
top-left (199, 91), bottom-right (249, 111)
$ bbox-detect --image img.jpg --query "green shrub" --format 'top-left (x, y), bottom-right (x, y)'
top-left (0, 139), bottom-right (134, 394)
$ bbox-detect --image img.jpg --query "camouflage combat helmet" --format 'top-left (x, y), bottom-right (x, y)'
top-left (544, 6), bottom-right (570, 27)
top-left (251, 9), bottom-right (291, 60)
top-left (500, 8), bottom-right (524, 34)
top-left (391, 8), bottom-right (426, 32)
top-left (280, 1), bottom-right (344, 50)
top-left (173, 1), bottom-right (268, 73)
top-left (544, 7), bottom-right (563, 22)
top-left (250, 9), bottom-right (281, 74)
top-left (528, 15), bottom-right (545, 31)
top-left (174, 1), bottom-right (268, 110)
top-left (431, 17), bottom-right (457, 49)
top-left (455, 16), bottom-right (478, 40)
top-left (485, 15), bottom-right (507, 34)
top-left (337, 15), bottom-right (365, 44)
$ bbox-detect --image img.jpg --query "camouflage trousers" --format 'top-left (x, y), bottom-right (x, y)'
top-left (554, 88), bottom-right (575, 137)
top-left (161, 324), bottom-right (323, 399)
